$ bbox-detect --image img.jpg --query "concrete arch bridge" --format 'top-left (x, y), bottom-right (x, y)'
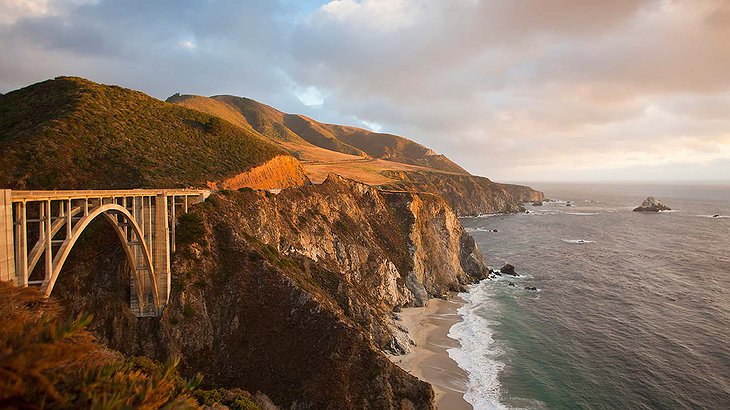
top-left (0, 189), bottom-right (209, 317)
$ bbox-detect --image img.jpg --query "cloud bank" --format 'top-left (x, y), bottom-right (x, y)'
top-left (1, 0), bottom-right (728, 181)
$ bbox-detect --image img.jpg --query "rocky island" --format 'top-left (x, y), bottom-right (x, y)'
top-left (633, 197), bottom-right (671, 212)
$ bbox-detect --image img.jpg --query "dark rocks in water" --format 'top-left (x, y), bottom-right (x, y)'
top-left (489, 229), bottom-right (499, 233)
top-left (500, 264), bottom-right (517, 276)
top-left (713, 214), bottom-right (720, 218)
top-left (508, 282), bottom-right (515, 287)
top-left (532, 201), bottom-right (543, 206)
top-left (565, 202), bottom-right (573, 207)
top-left (489, 268), bottom-right (502, 276)
top-left (524, 286), bottom-right (538, 291)
top-left (633, 197), bottom-right (671, 212)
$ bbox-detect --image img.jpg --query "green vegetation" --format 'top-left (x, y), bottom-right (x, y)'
top-left (182, 303), bottom-right (195, 318)
top-left (193, 388), bottom-right (260, 410)
top-left (176, 212), bottom-right (207, 247)
top-left (0, 77), bottom-right (285, 189)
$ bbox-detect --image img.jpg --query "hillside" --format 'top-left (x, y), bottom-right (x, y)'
top-left (0, 77), bottom-right (306, 190)
top-left (168, 94), bottom-right (468, 174)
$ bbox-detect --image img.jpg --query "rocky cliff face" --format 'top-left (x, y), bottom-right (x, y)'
top-left (191, 175), bottom-right (486, 353)
top-left (52, 176), bottom-right (487, 409)
top-left (381, 170), bottom-right (545, 216)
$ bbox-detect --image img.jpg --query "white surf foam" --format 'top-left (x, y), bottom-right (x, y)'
top-left (565, 212), bottom-right (599, 216)
top-left (448, 283), bottom-right (509, 410)
top-left (465, 227), bottom-right (500, 233)
top-left (562, 239), bottom-right (594, 244)
top-left (476, 213), bottom-right (503, 218)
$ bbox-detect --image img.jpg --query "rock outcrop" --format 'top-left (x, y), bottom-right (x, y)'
top-left (500, 264), bottom-right (517, 276)
top-left (633, 197), bottom-right (671, 212)
top-left (209, 155), bottom-right (310, 190)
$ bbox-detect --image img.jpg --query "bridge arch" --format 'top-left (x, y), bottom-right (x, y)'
top-left (39, 204), bottom-right (159, 312)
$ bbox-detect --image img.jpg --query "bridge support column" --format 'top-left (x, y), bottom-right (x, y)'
top-left (154, 194), bottom-right (171, 308)
top-left (0, 190), bottom-right (15, 282)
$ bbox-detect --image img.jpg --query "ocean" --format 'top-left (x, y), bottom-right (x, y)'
top-left (451, 182), bottom-right (730, 409)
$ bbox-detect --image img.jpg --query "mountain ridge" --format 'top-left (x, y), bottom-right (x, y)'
top-left (168, 93), bottom-right (469, 174)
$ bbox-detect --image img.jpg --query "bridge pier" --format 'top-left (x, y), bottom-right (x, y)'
top-left (154, 193), bottom-right (171, 307)
top-left (1, 190), bottom-right (15, 283)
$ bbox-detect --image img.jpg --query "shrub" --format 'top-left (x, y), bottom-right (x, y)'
top-left (182, 303), bottom-right (195, 318)
top-left (194, 388), bottom-right (260, 410)
top-left (176, 212), bottom-right (206, 247)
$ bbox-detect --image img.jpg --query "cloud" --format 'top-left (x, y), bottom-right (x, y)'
top-left (0, 0), bottom-right (728, 181)
top-left (0, 0), bottom-right (98, 25)
top-left (178, 39), bottom-right (196, 51)
top-left (295, 85), bottom-right (324, 106)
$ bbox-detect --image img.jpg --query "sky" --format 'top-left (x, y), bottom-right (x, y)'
top-left (1, 0), bottom-right (729, 182)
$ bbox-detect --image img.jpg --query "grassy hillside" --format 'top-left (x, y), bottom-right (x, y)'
top-left (0, 77), bottom-right (286, 189)
top-left (169, 94), bottom-right (467, 174)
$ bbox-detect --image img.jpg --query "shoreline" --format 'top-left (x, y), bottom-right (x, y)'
top-left (390, 296), bottom-right (472, 410)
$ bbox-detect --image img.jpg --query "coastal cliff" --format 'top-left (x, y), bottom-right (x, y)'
top-left (51, 176), bottom-right (488, 409)
top-left (381, 170), bottom-right (545, 216)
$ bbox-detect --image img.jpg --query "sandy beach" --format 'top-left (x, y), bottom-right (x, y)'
top-left (390, 296), bottom-right (472, 410)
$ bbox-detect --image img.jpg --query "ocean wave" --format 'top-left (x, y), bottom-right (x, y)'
top-left (448, 284), bottom-right (508, 410)
top-left (565, 212), bottom-right (599, 216)
top-left (529, 210), bottom-right (562, 215)
top-left (696, 214), bottom-right (729, 219)
top-left (465, 227), bottom-right (500, 233)
top-left (489, 272), bottom-right (533, 280)
top-left (562, 239), bottom-right (594, 244)
top-left (474, 213), bottom-right (503, 218)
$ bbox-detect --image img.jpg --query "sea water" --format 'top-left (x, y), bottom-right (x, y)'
top-left (451, 182), bottom-right (730, 409)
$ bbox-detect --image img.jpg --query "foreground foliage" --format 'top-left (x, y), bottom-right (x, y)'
top-left (0, 281), bottom-right (263, 410)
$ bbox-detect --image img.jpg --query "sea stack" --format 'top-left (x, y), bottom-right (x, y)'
top-left (500, 263), bottom-right (518, 276)
top-left (633, 197), bottom-right (671, 212)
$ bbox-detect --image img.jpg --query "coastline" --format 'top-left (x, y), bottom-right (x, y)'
top-left (390, 296), bottom-right (472, 410)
